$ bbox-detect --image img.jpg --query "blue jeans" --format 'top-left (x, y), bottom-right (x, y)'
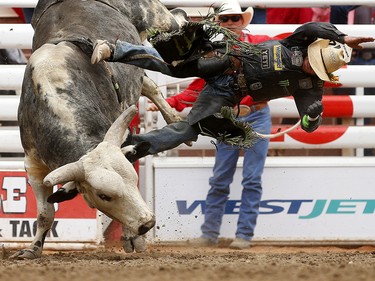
top-left (132, 121), bottom-right (199, 154)
top-left (113, 41), bottom-right (174, 75)
top-left (131, 77), bottom-right (240, 155)
top-left (201, 105), bottom-right (271, 242)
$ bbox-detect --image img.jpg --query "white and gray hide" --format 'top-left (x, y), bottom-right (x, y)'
top-left (12, 0), bottom-right (185, 259)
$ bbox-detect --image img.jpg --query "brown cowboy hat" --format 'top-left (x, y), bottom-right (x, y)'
top-left (308, 39), bottom-right (352, 82)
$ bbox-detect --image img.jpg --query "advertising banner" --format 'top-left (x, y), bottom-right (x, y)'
top-left (0, 171), bottom-right (98, 243)
top-left (153, 157), bottom-right (375, 243)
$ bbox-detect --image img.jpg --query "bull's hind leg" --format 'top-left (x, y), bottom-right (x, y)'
top-left (141, 75), bottom-right (182, 124)
top-left (141, 76), bottom-right (192, 147)
top-left (10, 154), bottom-right (54, 259)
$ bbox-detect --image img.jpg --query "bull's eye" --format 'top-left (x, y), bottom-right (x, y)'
top-left (98, 194), bottom-right (112, 201)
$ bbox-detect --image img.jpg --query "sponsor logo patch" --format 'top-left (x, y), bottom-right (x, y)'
top-left (278, 80), bottom-right (290, 87)
top-left (291, 47), bottom-right (303, 66)
top-left (273, 45), bottom-right (283, 70)
top-left (261, 49), bottom-right (270, 69)
top-left (250, 82), bottom-right (263, 91)
top-left (299, 78), bottom-right (313, 89)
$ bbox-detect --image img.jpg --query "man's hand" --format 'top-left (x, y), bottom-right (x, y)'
top-left (301, 101), bottom-right (323, 133)
top-left (91, 40), bottom-right (114, 64)
top-left (306, 100), bottom-right (323, 119)
top-left (344, 36), bottom-right (375, 49)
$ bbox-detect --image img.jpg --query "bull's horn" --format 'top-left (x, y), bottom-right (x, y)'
top-left (104, 105), bottom-right (138, 146)
top-left (170, 8), bottom-right (188, 27)
top-left (43, 161), bottom-right (84, 187)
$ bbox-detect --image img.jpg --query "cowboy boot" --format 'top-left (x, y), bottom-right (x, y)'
top-left (91, 40), bottom-right (114, 64)
top-left (125, 141), bottom-right (151, 163)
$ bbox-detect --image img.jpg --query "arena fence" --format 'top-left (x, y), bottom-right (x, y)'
top-left (1, 2), bottom-right (375, 247)
top-left (7, 0), bottom-right (375, 8)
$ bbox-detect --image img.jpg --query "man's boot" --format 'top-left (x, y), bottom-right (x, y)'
top-left (122, 132), bottom-right (151, 163)
top-left (91, 40), bottom-right (114, 64)
top-left (125, 142), bottom-right (151, 163)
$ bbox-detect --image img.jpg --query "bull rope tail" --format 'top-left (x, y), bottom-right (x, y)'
top-left (255, 120), bottom-right (301, 139)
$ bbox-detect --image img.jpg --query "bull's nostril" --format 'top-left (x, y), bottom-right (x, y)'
top-left (138, 220), bottom-right (156, 235)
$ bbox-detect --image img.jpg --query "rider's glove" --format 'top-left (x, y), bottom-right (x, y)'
top-left (301, 101), bottom-right (323, 133)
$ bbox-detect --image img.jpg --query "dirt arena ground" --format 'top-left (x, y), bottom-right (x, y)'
top-left (1, 242), bottom-right (375, 281)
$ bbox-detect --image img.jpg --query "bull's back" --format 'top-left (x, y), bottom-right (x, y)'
top-left (32, 0), bottom-right (141, 50)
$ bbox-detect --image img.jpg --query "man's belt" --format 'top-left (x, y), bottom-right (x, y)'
top-left (233, 103), bottom-right (268, 117)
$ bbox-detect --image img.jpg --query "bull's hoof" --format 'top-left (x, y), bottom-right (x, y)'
top-left (9, 248), bottom-right (41, 260)
top-left (122, 235), bottom-right (147, 253)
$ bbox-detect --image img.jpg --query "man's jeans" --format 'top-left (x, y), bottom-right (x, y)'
top-left (201, 105), bottom-right (271, 241)
top-left (132, 121), bottom-right (199, 154)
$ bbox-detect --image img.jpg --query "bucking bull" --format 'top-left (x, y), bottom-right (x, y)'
top-left (12, 0), bottom-right (186, 259)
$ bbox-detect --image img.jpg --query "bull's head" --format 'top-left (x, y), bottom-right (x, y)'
top-left (43, 106), bottom-right (155, 236)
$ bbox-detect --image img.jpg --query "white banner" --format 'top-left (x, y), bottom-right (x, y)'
top-left (0, 171), bottom-right (99, 243)
top-left (0, 219), bottom-right (98, 242)
top-left (153, 157), bottom-right (375, 243)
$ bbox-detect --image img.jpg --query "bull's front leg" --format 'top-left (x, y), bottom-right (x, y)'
top-left (10, 158), bottom-right (55, 259)
top-left (122, 226), bottom-right (147, 253)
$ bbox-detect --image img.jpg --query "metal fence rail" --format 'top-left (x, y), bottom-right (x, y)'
top-left (1, 1), bottom-right (375, 154)
top-left (5, 0), bottom-right (375, 8)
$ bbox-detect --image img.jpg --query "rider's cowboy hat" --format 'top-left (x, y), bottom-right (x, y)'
top-left (308, 39), bottom-right (352, 82)
top-left (217, 0), bottom-right (254, 28)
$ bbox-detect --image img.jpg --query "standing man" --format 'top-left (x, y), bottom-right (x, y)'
top-left (148, 0), bottom-right (272, 249)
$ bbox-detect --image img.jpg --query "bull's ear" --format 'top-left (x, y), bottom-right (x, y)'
top-left (47, 182), bottom-right (78, 203)
top-left (170, 8), bottom-right (188, 25)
